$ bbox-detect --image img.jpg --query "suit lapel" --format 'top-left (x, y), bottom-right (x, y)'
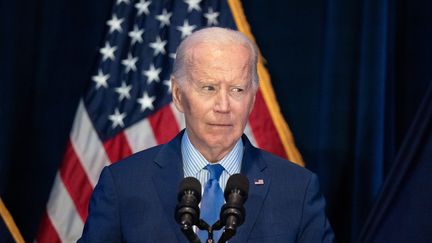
top-left (151, 131), bottom-right (187, 242)
top-left (231, 136), bottom-right (270, 243)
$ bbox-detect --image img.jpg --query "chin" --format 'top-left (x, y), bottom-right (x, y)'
top-left (206, 136), bottom-right (238, 149)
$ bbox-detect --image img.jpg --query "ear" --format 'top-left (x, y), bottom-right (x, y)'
top-left (171, 76), bottom-right (185, 113)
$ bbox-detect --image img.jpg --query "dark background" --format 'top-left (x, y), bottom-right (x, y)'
top-left (1, 0), bottom-right (431, 242)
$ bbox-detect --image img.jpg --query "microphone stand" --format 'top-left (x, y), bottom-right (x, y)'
top-left (180, 218), bottom-right (216, 243)
top-left (196, 219), bottom-right (214, 243)
top-left (190, 218), bottom-right (237, 243)
top-left (179, 219), bottom-right (200, 243)
top-left (211, 220), bottom-right (235, 243)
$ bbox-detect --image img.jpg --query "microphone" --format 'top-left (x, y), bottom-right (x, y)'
top-left (218, 174), bottom-right (249, 242)
top-left (175, 177), bottom-right (202, 243)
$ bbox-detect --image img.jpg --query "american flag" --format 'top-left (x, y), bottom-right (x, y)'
top-left (36, 0), bottom-right (303, 242)
top-left (254, 179), bottom-right (265, 185)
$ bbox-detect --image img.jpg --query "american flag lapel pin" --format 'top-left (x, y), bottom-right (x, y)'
top-left (254, 179), bottom-right (264, 185)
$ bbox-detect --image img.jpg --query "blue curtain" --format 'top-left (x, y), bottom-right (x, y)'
top-left (318, 0), bottom-right (395, 240)
top-left (0, 0), bottom-right (113, 239)
top-left (358, 83), bottom-right (432, 243)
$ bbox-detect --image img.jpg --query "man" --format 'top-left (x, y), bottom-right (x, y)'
top-left (79, 27), bottom-right (334, 242)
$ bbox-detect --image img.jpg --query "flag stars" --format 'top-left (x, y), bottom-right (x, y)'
top-left (108, 108), bottom-right (127, 128)
top-left (116, 0), bottom-right (130, 5)
top-left (204, 8), bottom-right (219, 26)
top-left (121, 53), bottom-right (138, 73)
top-left (143, 64), bottom-right (162, 84)
top-left (177, 20), bottom-right (196, 39)
top-left (92, 69), bottom-right (110, 89)
top-left (163, 78), bottom-right (172, 93)
top-left (135, 0), bottom-right (151, 16)
top-left (169, 53), bottom-right (177, 59)
top-left (149, 36), bottom-right (167, 56)
top-left (114, 81), bottom-right (132, 101)
top-left (107, 14), bottom-right (124, 33)
top-left (137, 91), bottom-right (156, 111)
top-left (128, 25), bottom-right (144, 45)
top-left (184, 0), bottom-right (201, 12)
top-left (99, 42), bottom-right (117, 61)
top-left (156, 9), bottom-right (172, 27)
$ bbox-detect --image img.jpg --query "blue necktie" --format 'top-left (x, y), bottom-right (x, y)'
top-left (199, 164), bottom-right (225, 242)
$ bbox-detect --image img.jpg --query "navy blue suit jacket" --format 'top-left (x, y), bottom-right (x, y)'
top-left (79, 131), bottom-right (334, 242)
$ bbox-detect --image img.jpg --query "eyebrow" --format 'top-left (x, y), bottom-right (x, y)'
top-left (193, 79), bottom-right (218, 85)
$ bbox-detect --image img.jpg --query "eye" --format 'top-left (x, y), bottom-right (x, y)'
top-left (202, 85), bottom-right (216, 91)
top-left (231, 87), bottom-right (244, 93)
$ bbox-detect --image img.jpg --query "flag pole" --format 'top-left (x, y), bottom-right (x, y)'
top-left (0, 198), bottom-right (25, 243)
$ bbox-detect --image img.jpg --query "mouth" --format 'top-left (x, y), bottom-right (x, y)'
top-left (207, 123), bottom-right (233, 127)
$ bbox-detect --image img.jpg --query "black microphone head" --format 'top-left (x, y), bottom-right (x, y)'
top-left (178, 177), bottom-right (202, 201)
top-left (175, 177), bottom-right (202, 227)
top-left (220, 174), bottom-right (249, 231)
top-left (224, 174), bottom-right (249, 199)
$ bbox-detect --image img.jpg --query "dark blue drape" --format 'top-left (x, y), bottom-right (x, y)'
top-left (318, 0), bottom-right (396, 239)
top-left (358, 83), bottom-right (432, 243)
top-left (1, 0), bottom-right (431, 242)
top-left (0, 0), bottom-right (113, 239)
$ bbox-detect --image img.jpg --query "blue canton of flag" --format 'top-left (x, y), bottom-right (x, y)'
top-left (85, 0), bottom-right (236, 141)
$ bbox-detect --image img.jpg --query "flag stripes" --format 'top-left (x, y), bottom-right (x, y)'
top-left (59, 141), bottom-right (93, 221)
top-left (103, 132), bottom-right (133, 163)
top-left (248, 90), bottom-right (286, 158)
top-left (70, 101), bottom-right (110, 186)
top-left (45, 174), bottom-right (84, 242)
top-left (148, 104), bottom-right (181, 144)
top-left (124, 118), bottom-right (158, 153)
top-left (36, 211), bottom-right (61, 243)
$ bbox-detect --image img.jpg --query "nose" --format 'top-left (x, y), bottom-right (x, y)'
top-left (214, 90), bottom-right (230, 113)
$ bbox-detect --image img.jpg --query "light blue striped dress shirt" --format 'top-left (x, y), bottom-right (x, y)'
top-left (181, 132), bottom-right (243, 192)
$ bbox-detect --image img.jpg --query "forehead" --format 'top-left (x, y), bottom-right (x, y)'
top-left (186, 43), bottom-right (251, 82)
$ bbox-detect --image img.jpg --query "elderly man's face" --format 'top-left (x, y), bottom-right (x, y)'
top-left (172, 42), bottom-right (256, 161)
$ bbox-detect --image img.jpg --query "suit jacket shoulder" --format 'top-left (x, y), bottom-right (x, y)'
top-left (238, 141), bottom-right (334, 243)
top-left (79, 133), bottom-right (186, 243)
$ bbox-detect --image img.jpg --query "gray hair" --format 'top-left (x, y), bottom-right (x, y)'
top-left (172, 27), bottom-right (259, 89)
